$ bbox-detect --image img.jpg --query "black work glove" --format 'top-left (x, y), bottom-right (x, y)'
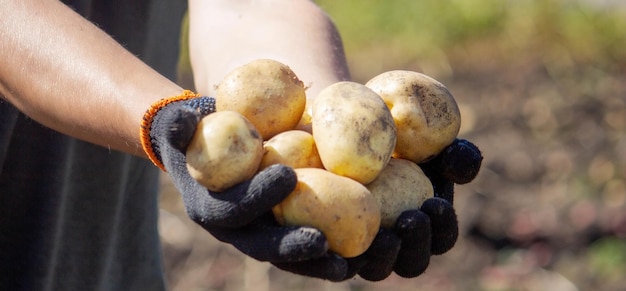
top-left (327, 138), bottom-right (483, 281)
top-left (141, 92), bottom-right (483, 282)
top-left (141, 93), bottom-right (348, 281)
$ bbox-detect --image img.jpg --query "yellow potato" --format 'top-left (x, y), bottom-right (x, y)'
top-left (215, 59), bottom-right (307, 140)
top-left (312, 81), bottom-right (397, 185)
top-left (365, 70), bottom-right (461, 163)
top-left (186, 111), bottom-right (264, 192)
top-left (272, 168), bottom-right (381, 258)
top-left (293, 101), bottom-right (313, 134)
top-left (259, 130), bottom-right (323, 170)
top-left (366, 158), bottom-right (434, 228)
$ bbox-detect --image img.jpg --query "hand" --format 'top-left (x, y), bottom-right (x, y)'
top-left (334, 139), bottom-right (483, 281)
top-left (144, 95), bottom-right (349, 281)
top-left (142, 93), bottom-right (483, 281)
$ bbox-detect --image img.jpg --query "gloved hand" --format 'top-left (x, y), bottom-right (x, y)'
top-left (140, 91), bottom-right (348, 281)
top-left (140, 91), bottom-right (483, 282)
top-left (312, 138), bottom-right (483, 282)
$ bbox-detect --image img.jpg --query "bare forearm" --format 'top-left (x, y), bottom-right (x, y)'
top-left (188, 0), bottom-right (351, 99)
top-left (0, 0), bottom-right (351, 157)
top-left (0, 0), bottom-right (182, 156)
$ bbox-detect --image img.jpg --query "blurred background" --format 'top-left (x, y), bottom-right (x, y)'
top-left (159, 0), bottom-right (626, 290)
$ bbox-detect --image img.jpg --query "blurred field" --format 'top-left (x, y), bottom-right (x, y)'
top-left (159, 1), bottom-right (626, 290)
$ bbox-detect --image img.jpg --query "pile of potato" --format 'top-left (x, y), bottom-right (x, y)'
top-left (185, 59), bottom-right (461, 258)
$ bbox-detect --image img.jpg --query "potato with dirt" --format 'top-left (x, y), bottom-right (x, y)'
top-left (312, 81), bottom-right (397, 185)
top-left (365, 70), bottom-right (461, 163)
top-left (366, 158), bottom-right (434, 228)
top-left (215, 59), bottom-right (307, 140)
top-left (272, 168), bottom-right (381, 258)
top-left (186, 111), bottom-right (264, 192)
top-left (259, 130), bottom-right (323, 170)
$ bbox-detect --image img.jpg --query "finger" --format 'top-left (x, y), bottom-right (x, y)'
top-left (393, 210), bottom-right (431, 278)
top-left (356, 229), bottom-right (401, 281)
top-left (163, 105), bottom-right (202, 153)
top-left (420, 157), bottom-right (455, 204)
top-left (439, 138), bottom-right (483, 184)
top-left (183, 164), bottom-right (297, 228)
top-left (420, 198), bottom-right (458, 255)
top-left (343, 255), bottom-right (368, 280)
top-left (419, 138), bottom-right (483, 185)
top-left (208, 213), bottom-right (329, 263)
top-left (153, 97), bottom-right (216, 153)
top-left (430, 174), bottom-right (455, 204)
top-left (272, 254), bottom-right (348, 282)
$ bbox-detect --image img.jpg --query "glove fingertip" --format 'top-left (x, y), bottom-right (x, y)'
top-left (421, 197), bottom-right (458, 255)
top-left (164, 105), bottom-right (202, 153)
top-left (253, 164), bottom-right (298, 195)
top-left (358, 265), bottom-right (394, 282)
top-left (234, 164), bottom-right (296, 215)
top-left (395, 209), bottom-right (432, 239)
top-left (198, 165), bottom-right (296, 228)
top-left (272, 254), bottom-right (348, 282)
top-left (277, 226), bottom-right (329, 261)
top-left (356, 229), bottom-right (401, 281)
top-left (393, 210), bottom-right (432, 278)
top-left (393, 248), bottom-right (430, 278)
top-left (442, 138), bottom-right (483, 184)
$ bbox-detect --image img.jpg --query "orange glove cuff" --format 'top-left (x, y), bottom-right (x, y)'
top-left (140, 90), bottom-right (201, 171)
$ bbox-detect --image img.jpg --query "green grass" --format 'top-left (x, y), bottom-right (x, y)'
top-left (589, 237), bottom-right (626, 284)
top-left (317, 0), bottom-right (626, 78)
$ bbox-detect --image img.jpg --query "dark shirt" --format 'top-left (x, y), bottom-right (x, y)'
top-left (0, 1), bottom-right (186, 290)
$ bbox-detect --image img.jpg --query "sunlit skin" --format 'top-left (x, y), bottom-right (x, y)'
top-left (0, 0), bottom-right (350, 157)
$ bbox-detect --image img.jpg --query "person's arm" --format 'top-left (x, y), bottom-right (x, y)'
top-left (0, 0), bottom-right (182, 156)
top-left (187, 0), bottom-right (351, 99)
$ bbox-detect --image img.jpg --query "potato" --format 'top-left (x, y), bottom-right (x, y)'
top-left (259, 130), bottom-right (323, 170)
top-left (215, 59), bottom-right (307, 140)
top-left (186, 111), bottom-right (264, 192)
top-left (366, 158), bottom-right (434, 228)
top-left (365, 70), bottom-right (461, 163)
top-left (312, 81), bottom-right (397, 185)
top-left (293, 101), bottom-right (313, 134)
top-left (272, 168), bottom-right (381, 258)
